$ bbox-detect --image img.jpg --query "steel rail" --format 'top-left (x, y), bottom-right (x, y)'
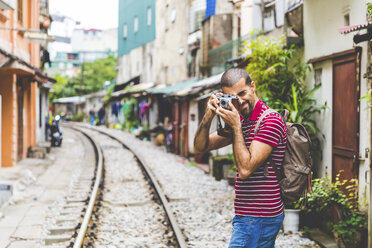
top-left (66, 126), bottom-right (104, 248)
top-left (79, 124), bottom-right (188, 248)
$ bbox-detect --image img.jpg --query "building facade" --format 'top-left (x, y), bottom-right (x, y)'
top-left (0, 0), bottom-right (55, 167)
top-left (303, 0), bottom-right (370, 208)
top-left (117, 0), bottom-right (156, 85)
top-left (155, 0), bottom-right (190, 85)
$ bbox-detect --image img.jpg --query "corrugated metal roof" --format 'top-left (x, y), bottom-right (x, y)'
top-left (338, 21), bottom-right (372, 34)
top-left (173, 73), bottom-right (223, 97)
top-left (111, 82), bottom-right (155, 98)
top-left (150, 79), bottom-right (198, 95)
top-left (53, 96), bottom-right (85, 104)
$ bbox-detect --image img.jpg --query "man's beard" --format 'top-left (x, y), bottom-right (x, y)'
top-left (241, 100), bottom-right (255, 119)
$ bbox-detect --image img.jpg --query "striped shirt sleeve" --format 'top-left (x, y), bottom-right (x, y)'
top-left (253, 114), bottom-right (284, 148)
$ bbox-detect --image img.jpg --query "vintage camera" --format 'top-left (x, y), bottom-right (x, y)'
top-left (216, 94), bottom-right (239, 137)
top-left (217, 94), bottom-right (239, 110)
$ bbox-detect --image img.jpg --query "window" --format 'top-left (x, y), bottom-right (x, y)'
top-left (171, 7), bottom-right (176, 23)
top-left (147, 7), bottom-right (152, 26)
top-left (134, 16), bottom-right (138, 33)
top-left (344, 13), bottom-right (350, 26)
top-left (314, 68), bottom-right (322, 86)
top-left (123, 24), bottom-right (127, 39)
top-left (17, 0), bottom-right (23, 24)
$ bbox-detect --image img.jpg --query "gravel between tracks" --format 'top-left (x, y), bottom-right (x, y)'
top-left (84, 130), bottom-right (174, 248)
top-left (93, 126), bottom-right (319, 248)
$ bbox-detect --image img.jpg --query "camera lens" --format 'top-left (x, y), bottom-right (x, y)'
top-left (221, 100), bottom-right (226, 106)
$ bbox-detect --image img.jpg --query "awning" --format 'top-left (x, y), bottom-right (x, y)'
top-left (85, 90), bottom-right (106, 99)
top-left (338, 21), bottom-right (372, 34)
top-left (110, 82), bottom-right (156, 102)
top-left (0, 47), bottom-right (55, 84)
top-left (286, 0), bottom-right (303, 36)
top-left (171, 73), bottom-right (223, 98)
top-left (114, 75), bottom-right (140, 92)
top-left (53, 96), bottom-right (85, 104)
top-left (150, 79), bottom-right (198, 95)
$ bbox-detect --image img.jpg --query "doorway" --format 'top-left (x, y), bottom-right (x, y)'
top-left (332, 52), bottom-right (360, 183)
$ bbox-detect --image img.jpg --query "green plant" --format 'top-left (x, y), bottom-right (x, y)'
top-left (122, 98), bottom-right (139, 130)
top-left (71, 113), bottom-right (84, 122)
top-left (360, 89), bottom-right (372, 109)
top-left (187, 161), bottom-right (197, 167)
top-left (367, 2), bottom-right (372, 19)
top-left (302, 172), bottom-right (368, 246)
top-left (244, 34), bottom-right (326, 164)
top-left (304, 173), bottom-right (350, 218)
top-left (333, 212), bottom-right (367, 247)
top-left (244, 34), bottom-right (309, 110)
top-left (226, 153), bottom-right (236, 173)
top-left (104, 84), bottom-right (115, 105)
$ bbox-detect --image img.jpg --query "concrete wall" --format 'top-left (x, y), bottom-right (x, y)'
top-left (188, 100), bottom-right (199, 153)
top-left (117, 41), bottom-right (155, 84)
top-left (240, 0), bottom-right (286, 37)
top-left (36, 87), bottom-right (49, 143)
top-left (155, 0), bottom-right (189, 85)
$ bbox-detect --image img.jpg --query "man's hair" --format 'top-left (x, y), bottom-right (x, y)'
top-left (220, 68), bottom-right (252, 87)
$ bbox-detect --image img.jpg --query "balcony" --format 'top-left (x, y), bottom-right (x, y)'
top-left (207, 34), bottom-right (250, 75)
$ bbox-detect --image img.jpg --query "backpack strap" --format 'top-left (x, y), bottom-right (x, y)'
top-left (253, 108), bottom-right (280, 178)
top-left (254, 109), bottom-right (279, 135)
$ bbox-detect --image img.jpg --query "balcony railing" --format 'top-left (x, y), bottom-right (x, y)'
top-left (208, 34), bottom-right (250, 75)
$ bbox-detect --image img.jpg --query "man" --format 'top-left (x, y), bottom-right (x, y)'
top-left (89, 104), bottom-right (96, 126)
top-left (97, 105), bottom-right (106, 125)
top-left (194, 68), bottom-right (287, 247)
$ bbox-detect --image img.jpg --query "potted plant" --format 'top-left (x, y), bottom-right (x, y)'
top-left (333, 212), bottom-right (368, 248)
top-left (302, 172), bottom-right (368, 247)
top-left (283, 199), bottom-right (302, 233)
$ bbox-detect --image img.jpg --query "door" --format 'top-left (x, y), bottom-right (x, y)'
top-left (17, 78), bottom-right (23, 161)
top-left (172, 101), bottom-right (179, 154)
top-left (332, 53), bottom-right (359, 183)
top-left (180, 100), bottom-right (189, 157)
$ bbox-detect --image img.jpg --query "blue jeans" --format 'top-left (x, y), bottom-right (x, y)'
top-left (228, 213), bottom-right (284, 248)
top-left (89, 114), bottom-right (95, 125)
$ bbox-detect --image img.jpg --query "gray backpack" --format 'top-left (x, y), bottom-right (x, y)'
top-left (255, 109), bottom-right (312, 206)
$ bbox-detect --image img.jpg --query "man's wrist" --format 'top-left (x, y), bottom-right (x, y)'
top-left (233, 124), bottom-right (242, 134)
top-left (205, 109), bottom-right (215, 120)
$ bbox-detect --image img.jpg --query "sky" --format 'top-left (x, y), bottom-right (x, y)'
top-left (49, 0), bottom-right (118, 30)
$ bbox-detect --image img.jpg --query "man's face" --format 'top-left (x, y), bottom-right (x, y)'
top-left (221, 77), bottom-right (255, 118)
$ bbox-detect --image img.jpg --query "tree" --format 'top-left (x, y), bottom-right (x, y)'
top-left (244, 34), bottom-right (326, 167)
top-left (49, 55), bottom-right (117, 101)
top-left (49, 74), bottom-right (77, 102)
top-left (80, 54), bottom-right (117, 93)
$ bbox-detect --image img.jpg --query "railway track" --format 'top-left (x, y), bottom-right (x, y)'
top-left (43, 124), bottom-right (187, 247)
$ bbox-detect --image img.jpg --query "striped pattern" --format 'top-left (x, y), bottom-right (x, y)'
top-left (235, 100), bottom-right (287, 217)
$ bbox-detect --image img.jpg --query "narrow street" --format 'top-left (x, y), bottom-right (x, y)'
top-left (0, 0), bottom-right (370, 247)
top-left (0, 128), bottom-right (88, 247)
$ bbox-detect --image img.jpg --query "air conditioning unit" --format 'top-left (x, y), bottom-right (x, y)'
top-left (0, 0), bottom-right (15, 10)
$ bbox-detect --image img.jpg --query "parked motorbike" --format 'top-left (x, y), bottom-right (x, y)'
top-left (50, 115), bottom-right (63, 147)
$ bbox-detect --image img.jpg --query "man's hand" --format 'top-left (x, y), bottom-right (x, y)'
top-left (216, 102), bottom-right (241, 131)
top-left (206, 93), bottom-right (223, 117)
top-left (193, 93), bottom-right (232, 153)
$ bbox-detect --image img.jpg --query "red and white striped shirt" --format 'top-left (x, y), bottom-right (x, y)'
top-left (234, 99), bottom-right (287, 217)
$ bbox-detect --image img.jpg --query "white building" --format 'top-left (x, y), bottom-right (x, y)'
top-left (303, 0), bottom-right (370, 208)
top-left (71, 28), bottom-right (117, 62)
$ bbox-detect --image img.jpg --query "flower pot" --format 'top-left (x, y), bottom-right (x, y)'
top-left (283, 209), bottom-right (301, 233)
